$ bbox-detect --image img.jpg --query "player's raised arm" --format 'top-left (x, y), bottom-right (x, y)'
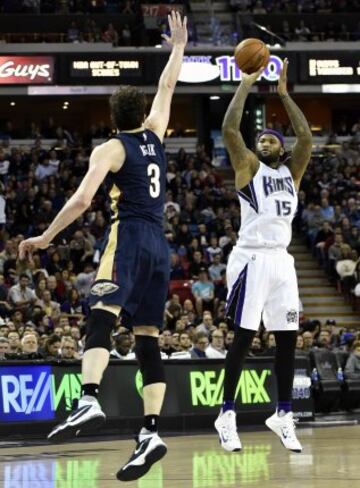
top-left (278, 58), bottom-right (312, 188)
top-left (144, 10), bottom-right (187, 142)
top-left (18, 140), bottom-right (124, 260)
top-left (222, 70), bottom-right (262, 190)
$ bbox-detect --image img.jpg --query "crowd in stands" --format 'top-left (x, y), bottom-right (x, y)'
top-left (0, 114), bottom-right (358, 379)
top-left (230, 0), bottom-right (360, 14)
top-left (0, 0), bottom-right (144, 14)
top-left (298, 138), bottom-right (360, 291)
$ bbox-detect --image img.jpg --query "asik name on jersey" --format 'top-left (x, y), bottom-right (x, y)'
top-left (140, 143), bottom-right (156, 157)
top-left (262, 176), bottom-right (295, 197)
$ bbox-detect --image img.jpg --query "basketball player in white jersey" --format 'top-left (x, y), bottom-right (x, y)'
top-left (214, 59), bottom-right (312, 452)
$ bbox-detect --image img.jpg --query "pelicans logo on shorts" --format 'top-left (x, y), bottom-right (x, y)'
top-left (286, 309), bottom-right (298, 324)
top-left (91, 282), bottom-right (119, 297)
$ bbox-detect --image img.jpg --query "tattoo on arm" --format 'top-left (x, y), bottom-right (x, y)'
top-left (281, 94), bottom-right (312, 185)
top-left (280, 94), bottom-right (312, 139)
top-left (222, 83), bottom-right (251, 153)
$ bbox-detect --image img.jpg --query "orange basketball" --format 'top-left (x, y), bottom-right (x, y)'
top-left (234, 38), bottom-right (270, 74)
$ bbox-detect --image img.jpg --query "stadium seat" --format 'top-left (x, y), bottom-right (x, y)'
top-left (310, 350), bottom-right (342, 413)
top-left (169, 280), bottom-right (194, 304)
top-left (335, 351), bottom-right (360, 410)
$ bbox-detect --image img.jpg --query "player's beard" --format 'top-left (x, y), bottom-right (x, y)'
top-left (256, 150), bottom-right (280, 166)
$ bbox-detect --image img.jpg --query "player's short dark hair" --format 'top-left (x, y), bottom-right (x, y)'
top-left (109, 86), bottom-right (147, 131)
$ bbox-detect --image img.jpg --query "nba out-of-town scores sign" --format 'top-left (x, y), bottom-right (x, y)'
top-left (0, 56), bottom-right (54, 84)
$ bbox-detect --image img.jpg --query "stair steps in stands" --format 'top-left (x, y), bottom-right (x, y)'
top-left (289, 238), bottom-right (360, 328)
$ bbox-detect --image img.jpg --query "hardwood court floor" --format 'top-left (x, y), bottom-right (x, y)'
top-left (0, 426), bottom-right (358, 488)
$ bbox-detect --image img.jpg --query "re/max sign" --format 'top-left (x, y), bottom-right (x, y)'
top-left (190, 368), bottom-right (271, 407)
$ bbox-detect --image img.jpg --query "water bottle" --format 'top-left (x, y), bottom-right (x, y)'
top-left (336, 367), bottom-right (344, 382)
top-left (311, 368), bottom-right (319, 383)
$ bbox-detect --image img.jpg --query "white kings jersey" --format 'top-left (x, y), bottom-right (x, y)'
top-left (237, 161), bottom-right (298, 250)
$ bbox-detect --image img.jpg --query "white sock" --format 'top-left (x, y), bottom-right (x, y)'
top-left (81, 395), bottom-right (98, 403)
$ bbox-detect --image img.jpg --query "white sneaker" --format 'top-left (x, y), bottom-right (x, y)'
top-left (47, 397), bottom-right (106, 442)
top-left (117, 430), bottom-right (167, 481)
top-left (214, 410), bottom-right (242, 452)
top-left (265, 411), bottom-right (302, 452)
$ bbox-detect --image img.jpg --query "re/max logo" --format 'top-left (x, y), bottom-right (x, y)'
top-left (190, 369), bottom-right (271, 407)
top-left (0, 366), bottom-right (81, 421)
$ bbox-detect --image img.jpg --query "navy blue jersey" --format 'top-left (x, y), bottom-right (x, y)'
top-left (106, 129), bottom-right (166, 228)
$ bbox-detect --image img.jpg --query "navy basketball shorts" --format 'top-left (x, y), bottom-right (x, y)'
top-left (89, 220), bottom-right (170, 329)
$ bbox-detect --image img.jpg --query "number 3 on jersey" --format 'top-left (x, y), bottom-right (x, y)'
top-left (148, 163), bottom-right (160, 198)
top-left (275, 200), bottom-right (291, 216)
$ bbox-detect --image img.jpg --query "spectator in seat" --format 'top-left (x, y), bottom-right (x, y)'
top-left (190, 333), bottom-right (209, 358)
top-left (295, 20), bottom-right (311, 41)
top-left (43, 334), bottom-right (61, 359)
top-left (102, 23), bottom-right (119, 46)
top-left (67, 22), bottom-right (80, 42)
top-left (189, 251), bottom-right (207, 278)
top-left (328, 234), bottom-right (350, 275)
top-left (61, 288), bottom-right (87, 319)
top-left (214, 269), bottom-right (227, 306)
top-left (110, 334), bottom-right (135, 359)
top-left (264, 332), bottom-right (276, 355)
top-left (69, 230), bottom-right (94, 273)
top-left (35, 158), bottom-right (57, 180)
top-left (121, 24), bottom-right (132, 46)
top-left (209, 254), bottom-right (226, 281)
top-left (60, 338), bottom-right (78, 360)
top-left (320, 198), bottom-right (335, 222)
top-left (183, 299), bottom-right (195, 315)
top-left (0, 322), bottom-right (9, 337)
top-left (206, 329), bottom-right (227, 358)
top-left (192, 268), bottom-right (214, 315)
top-left (8, 273), bottom-right (37, 313)
top-left (0, 148), bottom-right (10, 177)
top-left (195, 310), bottom-right (214, 336)
top-left (160, 330), bottom-right (177, 357)
top-left (7, 330), bottom-right (21, 353)
top-left (0, 337), bottom-right (10, 359)
top-left (225, 330), bottom-right (234, 350)
top-left (296, 333), bottom-right (305, 353)
top-left (20, 333), bottom-right (43, 359)
top-left (248, 336), bottom-right (264, 356)
top-left (37, 289), bottom-right (61, 321)
top-left (176, 222), bottom-right (192, 247)
top-left (206, 236), bottom-right (222, 263)
top-left (345, 340), bottom-right (360, 379)
top-left (11, 309), bottom-right (25, 329)
top-left (178, 331), bottom-right (192, 352)
top-left (315, 221), bottom-right (334, 263)
top-left (316, 329), bottom-right (333, 350)
top-left (170, 253), bottom-right (185, 280)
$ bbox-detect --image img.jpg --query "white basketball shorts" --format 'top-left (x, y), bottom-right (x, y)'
top-left (226, 247), bottom-right (299, 331)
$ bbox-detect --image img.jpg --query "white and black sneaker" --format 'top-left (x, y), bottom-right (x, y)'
top-left (265, 410), bottom-right (302, 452)
top-left (214, 410), bottom-right (242, 452)
top-left (47, 396), bottom-right (106, 442)
top-left (117, 429), bottom-right (167, 482)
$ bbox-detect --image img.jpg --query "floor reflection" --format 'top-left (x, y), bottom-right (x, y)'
top-left (0, 443), bottom-right (272, 488)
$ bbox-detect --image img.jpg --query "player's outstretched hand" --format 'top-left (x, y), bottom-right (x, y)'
top-left (277, 58), bottom-right (289, 97)
top-left (162, 10), bottom-right (187, 47)
top-left (18, 235), bottom-right (51, 261)
top-left (241, 66), bottom-right (265, 88)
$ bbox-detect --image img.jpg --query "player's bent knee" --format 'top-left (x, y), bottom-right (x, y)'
top-left (84, 309), bottom-right (117, 352)
top-left (134, 335), bottom-right (165, 386)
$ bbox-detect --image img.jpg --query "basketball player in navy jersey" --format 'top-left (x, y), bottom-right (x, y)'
top-left (214, 59), bottom-right (312, 452)
top-left (19, 11), bottom-right (187, 482)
